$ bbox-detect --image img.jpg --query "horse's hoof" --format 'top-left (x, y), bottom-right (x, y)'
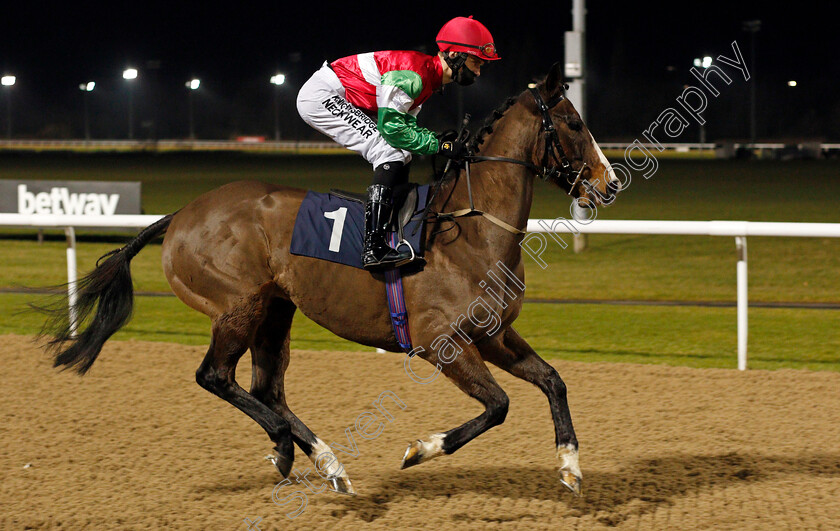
top-left (400, 441), bottom-right (423, 469)
top-left (556, 444), bottom-right (582, 496)
top-left (400, 434), bottom-right (445, 469)
top-left (265, 450), bottom-right (293, 478)
top-left (328, 476), bottom-right (357, 496)
top-left (559, 470), bottom-right (582, 497)
top-left (274, 455), bottom-right (293, 478)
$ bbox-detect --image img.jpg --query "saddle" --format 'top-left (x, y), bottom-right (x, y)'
top-left (289, 183), bottom-right (428, 271)
top-left (330, 183), bottom-right (421, 246)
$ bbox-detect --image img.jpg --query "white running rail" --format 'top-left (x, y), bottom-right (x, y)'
top-left (0, 214), bottom-right (164, 336)
top-left (2, 214), bottom-right (839, 370)
top-left (526, 219), bottom-right (840, 370)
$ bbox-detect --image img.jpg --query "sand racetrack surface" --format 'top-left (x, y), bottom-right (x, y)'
top-left (2, 333), bottom-right (839, 530)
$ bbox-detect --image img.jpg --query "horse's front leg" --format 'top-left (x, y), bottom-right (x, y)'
top-left (478, 327), bottom-right (581, 496)
top-left (400, 341), bottom-right (509, 469)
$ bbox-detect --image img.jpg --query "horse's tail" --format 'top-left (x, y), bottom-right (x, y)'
top-left (39, 214), bottom-right (174, 375)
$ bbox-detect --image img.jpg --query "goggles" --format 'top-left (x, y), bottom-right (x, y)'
top-left (437, 41), bottom-right (499, 59)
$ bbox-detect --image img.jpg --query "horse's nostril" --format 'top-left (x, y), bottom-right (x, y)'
top-left (607, 180), bottom-right (620, 196)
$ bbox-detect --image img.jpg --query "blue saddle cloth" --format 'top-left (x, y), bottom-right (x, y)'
top-left (290, 185), bottom-right (428, 269)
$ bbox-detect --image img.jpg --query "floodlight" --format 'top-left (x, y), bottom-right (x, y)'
top-left (187, 79), bottom-right (200, 90)
top-left (123, 69), bottom-right (138, 139)
top-left (270, 74), bottom-right (286, 86)
top-left (693, 57), bottom-right (713, 69)
top-left (1, 76), bottom-right (15, 86)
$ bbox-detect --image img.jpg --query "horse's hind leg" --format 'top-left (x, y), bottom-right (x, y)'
top-left (194, 293), bottom-right (295, 477)
top-left (478, 327), bottom-right (581, 496)
top-left (248, 298), bottom-right (355, 495)
top-left (401, 342), bottom-right (510, 470)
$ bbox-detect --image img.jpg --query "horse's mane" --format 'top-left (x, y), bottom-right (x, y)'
top-left (468, 96), bottom-right (520, 154)
top-left (431, 91), bottom-right (523, 185)
top-left (427, 90), bottom-right (529, 229)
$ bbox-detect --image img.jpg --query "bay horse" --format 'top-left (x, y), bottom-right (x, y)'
top-left (41, 63), bottom-right (620, 497)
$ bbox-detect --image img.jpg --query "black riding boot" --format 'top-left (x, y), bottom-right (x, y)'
top-left (362, 183), bottom-right (413, 271)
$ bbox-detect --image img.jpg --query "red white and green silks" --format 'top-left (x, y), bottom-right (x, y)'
top-left (330, 51), bottom-right (443, 155)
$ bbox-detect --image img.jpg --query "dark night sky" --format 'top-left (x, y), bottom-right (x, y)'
top-left (1, 1), bottom-right (838, 140)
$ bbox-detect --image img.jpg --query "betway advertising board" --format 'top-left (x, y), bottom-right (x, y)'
top-left (1, 180), bottom-right (142, 216)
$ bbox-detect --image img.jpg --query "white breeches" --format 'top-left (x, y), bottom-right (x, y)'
top-left (296, 63), bottom-right (412, 169)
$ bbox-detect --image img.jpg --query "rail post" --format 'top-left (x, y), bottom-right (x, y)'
top-left (64, 227), bottom-right (78, 336)
top-left (572, 201), bottom-right (588, 253)
top-left (736, 236), bottom-right (748, 370)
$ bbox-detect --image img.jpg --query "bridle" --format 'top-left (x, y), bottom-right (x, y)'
top-left (467, 85), bottom-right (588, 196)
top-left (424, 84), bottom-right (591, 236)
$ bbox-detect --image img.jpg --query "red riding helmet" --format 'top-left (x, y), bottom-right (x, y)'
top-left (436, 16), bottom-right (500, 61)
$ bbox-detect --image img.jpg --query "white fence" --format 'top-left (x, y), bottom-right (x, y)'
top-left (0, 214), bottom-right (164, 335)
top-left (525, 219), bottom-right (840, 370)
top-left (2, 214), bottom-right (839, 370)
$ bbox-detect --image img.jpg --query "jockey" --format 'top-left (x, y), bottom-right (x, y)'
top-left (296, 15), bottom-right (500, 271)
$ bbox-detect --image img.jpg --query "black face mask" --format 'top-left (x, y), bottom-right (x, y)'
top-left (445, 52), bottom-right (476, 86)
top-left (453, 65), bottom-right (477, 86)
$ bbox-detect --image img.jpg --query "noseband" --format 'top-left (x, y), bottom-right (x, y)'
top-left (467, 86), bottom-right (587, 196)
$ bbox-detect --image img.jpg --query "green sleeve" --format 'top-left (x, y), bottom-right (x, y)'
top-left (378, 108), bottom-right (440, 155)
top-left (376, 70), bottom-right (440, 154)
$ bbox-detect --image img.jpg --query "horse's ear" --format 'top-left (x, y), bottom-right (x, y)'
top-left (545, 62), bottom-right (566, 95)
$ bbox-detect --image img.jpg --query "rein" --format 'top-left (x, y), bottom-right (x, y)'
top-left (429, 86), bottom-right (587, 235)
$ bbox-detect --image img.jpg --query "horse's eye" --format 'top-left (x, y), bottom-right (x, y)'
top-left (567, 118), bottom-right (583, 131)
